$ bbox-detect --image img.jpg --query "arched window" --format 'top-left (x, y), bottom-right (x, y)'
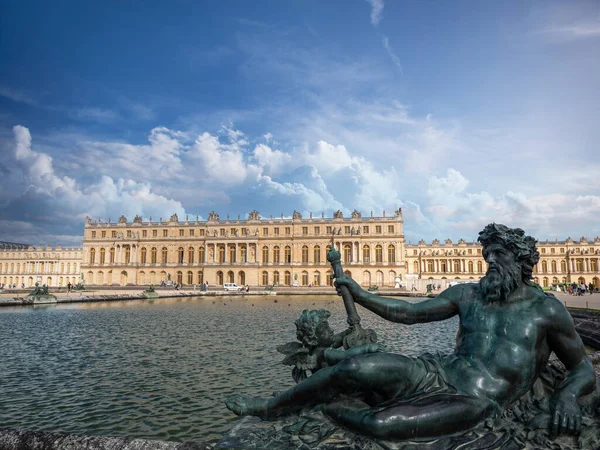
top-left (477, 261), bottom-right (483, 273)
top-left (218, 246), bottom-right (225, 264)
top-left (177, 271), bottom-right (183, 284)
top-left (578, 277), bottom-right (586, 285)
top-left (413, 261), bottom-right (419, 273)
top-left (188, 247), bottom-right (194, 264)
top-left (262, 246), bottom-right (269, 264)
top-left (541, 260), bottom-right (547, 273)
top-left (326, 270), bottom-right (333, 286)
top-left (151, 247), bottom-right (157, 264)
top-left (228, 245), bottom-right (236, 263)
top-left (389, 270), bottom-right (396, 286)
top-left (427, 260), bottom-right (434, 272)
top-left (238, 271), bottom-right (245, 285)
top-left (110, 247), bottom-right (115, 263)
top-left (363, 245), bottom-right (370, 263)
top-left (284, 271), bottom-right (291, 285)
top-left (124, 246), bottom-right (131, 264)
top-left (197, 271), bottom-right (203, 284)
top-left (552, 276), bottom-right (558, 284)
top-left (387, 245), bottom-right (395, 263)
top-left (199, 247), bottom-right (205, 263)
top-left (240, 246), bottom-right (247, 263)
top-left (187, 271), bottom-right (193, 284)
top-left (440, 261), bottom-right (447, 273)
top-left (313, 245), bottom-right (321, 264)
top-left (302, 246), bottom-right (309, 264)
top-left (273, 271), bottom-right (280, 285)
top-left (576, 260), bottom-right (583, 272)
top-left (162, 247), bottom-right (168, 264)
top-left (217, 271), bottom-right (223, 285)
top-left (468, 261), bottom-right (474, 273)
top-left (376, 270), bottom-right (384, 286)
top-left (591, 260), bottom-right (597, 272)
top-left (308, 270), bottom-right (318, 286)
top-left (273, 246), bottom-right (280, 264)
top-left (137, 271), bottom-right (143, 285)
top-left (302, 271), bottom-right (309, 286)
top-left (140, 248), bottom-right (147, 264)
top-left (284, 246), bottom-right (292, 263)
top-left (363, 271), bottom-right (371, 286)
top-left (150, 271), bottom-right (156, 284)
top-left (561, 260), bottom-right (566, 272)
top-left (375, 245), bottom-right (383, 263)
top-left (343, 244), bottom-right (352, 263)
top-left (542, 277), bottom-right (548, 287)
top-left (262, 271), bottom-right (269, 285)
top-left (89, 248), bottom-right (96, 264)
top-left (178, 247), bottom-right (184, 264)
top-left (551, 260), bottom-right (557, 273)
top-left (454, 260), bottom-right (460, 273)
top-left (227, 270), bottom-right (234, 283)
top-left (100, 248), bottom-right (106, 264)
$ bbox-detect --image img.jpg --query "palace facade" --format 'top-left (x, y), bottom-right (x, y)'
top-left (0, 241), bottom-right (82, 288)
top-left (1, 212), bottom-right (599, 289)
top-left (404, 236), bottom-right (600, 289)
top-left (79, 210), bottom-right (406, 287)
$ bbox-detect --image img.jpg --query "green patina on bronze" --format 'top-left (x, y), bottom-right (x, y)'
top-left (226, 223), bottom-right (598, 445)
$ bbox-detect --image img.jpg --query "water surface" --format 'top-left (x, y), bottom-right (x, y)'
top-left (0, 295), bottom-right (457, 443)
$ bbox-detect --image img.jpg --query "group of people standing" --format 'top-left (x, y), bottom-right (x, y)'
top-left (566, 282), bottom-right (595, 296)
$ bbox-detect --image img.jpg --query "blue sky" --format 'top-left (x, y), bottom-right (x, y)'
top-left (1, 0), bottom-right (599, 246)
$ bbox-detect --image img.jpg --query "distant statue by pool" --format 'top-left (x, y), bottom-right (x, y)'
top-left (226, 223), bottom-right (597, 441)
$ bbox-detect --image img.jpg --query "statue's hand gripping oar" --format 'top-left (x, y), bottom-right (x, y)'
top-left (327, 240), bottom-right (377, 350)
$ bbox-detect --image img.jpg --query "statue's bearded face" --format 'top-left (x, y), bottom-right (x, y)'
top-left (479, 243), bottom-right (522, 302)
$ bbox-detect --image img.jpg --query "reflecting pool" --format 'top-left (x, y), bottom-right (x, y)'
top-left (0, 295), bottom-right (458, 443)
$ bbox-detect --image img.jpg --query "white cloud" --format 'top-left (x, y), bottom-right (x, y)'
top-left (71, 107), bottom-right (118, 122)
top-left (536, 23), bottom-right (600, 41)
top-left (381, 36), bottom-right (403, 72)
top-left (366, 0), bottom-right (384, 26)
top-left (6, 126), bottom-right (186, 230)
top-left (0, 86), bottom-right (37, 106)
top-left (423, 168), bottom-right (600, 240)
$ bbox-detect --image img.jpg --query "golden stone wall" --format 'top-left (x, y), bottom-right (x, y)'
top-left (80, 210), bottom-right (406, 287)
top-left (3, 215), bottom-right (598, 290)
top-left (0, 243), bottom-right (82, 288)
top-left (405, 237), bottom-right (600, 288)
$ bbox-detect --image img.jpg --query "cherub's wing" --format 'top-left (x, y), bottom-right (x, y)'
top-left (281, 347), bottom-right (310, 366)
top-left (276, 341), bottom-right (303, 355)
top-left (295, 352), bottom-right (318, 371)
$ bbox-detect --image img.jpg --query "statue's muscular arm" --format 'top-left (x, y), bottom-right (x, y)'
top-left (335, 277), bottom-right (463, 324)
top-left (546, 298), bottom-right (596, 435)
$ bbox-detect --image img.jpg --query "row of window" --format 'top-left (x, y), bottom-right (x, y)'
top-left (535, 259), bottom-right (598, 273)
top-left (84, 268), bottom-right (399, 287)
top-left (415, 260), bottom-right (485, 273)
top-left (1, 276), bottom-right (79, 288)
top-left (89, 224), bottom-right (396, 239)
top-left (87, 244), bottom-right (398, 265)
top-left (535, 276), bottom-right (600, 287)
top-left (0, 262), bottom-right (79, 274)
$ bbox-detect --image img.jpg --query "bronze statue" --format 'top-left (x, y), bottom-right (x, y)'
top-left (277, 309), bottom-right (385, 383)
top-left (226, 224), bottom-right (596, 440)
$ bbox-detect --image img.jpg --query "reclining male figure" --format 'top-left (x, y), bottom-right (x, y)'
top-left (227, 224), bottom-right (596, 440)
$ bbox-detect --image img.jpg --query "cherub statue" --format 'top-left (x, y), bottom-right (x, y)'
top-left (277, 309), bottom-right (384, 383)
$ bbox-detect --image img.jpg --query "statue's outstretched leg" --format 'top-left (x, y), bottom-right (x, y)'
top-left (324, 393), bottom-right (495, 440)
top-left (226, 353), bottom-right (425, 419)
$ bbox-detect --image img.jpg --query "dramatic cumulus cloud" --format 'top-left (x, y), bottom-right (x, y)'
top-left (424, 169), bottom-right (600, 241)
top-left (2, 121), bottom-right (599, 246)
top-left (0, 125), bottom-right (186, 245)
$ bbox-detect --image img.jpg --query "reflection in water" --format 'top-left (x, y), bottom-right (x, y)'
top-left (0, 295), bottom-right (457, 443)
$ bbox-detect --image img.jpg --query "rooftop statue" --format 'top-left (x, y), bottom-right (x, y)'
top-left (226, 223), bottom-right (597, 444)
